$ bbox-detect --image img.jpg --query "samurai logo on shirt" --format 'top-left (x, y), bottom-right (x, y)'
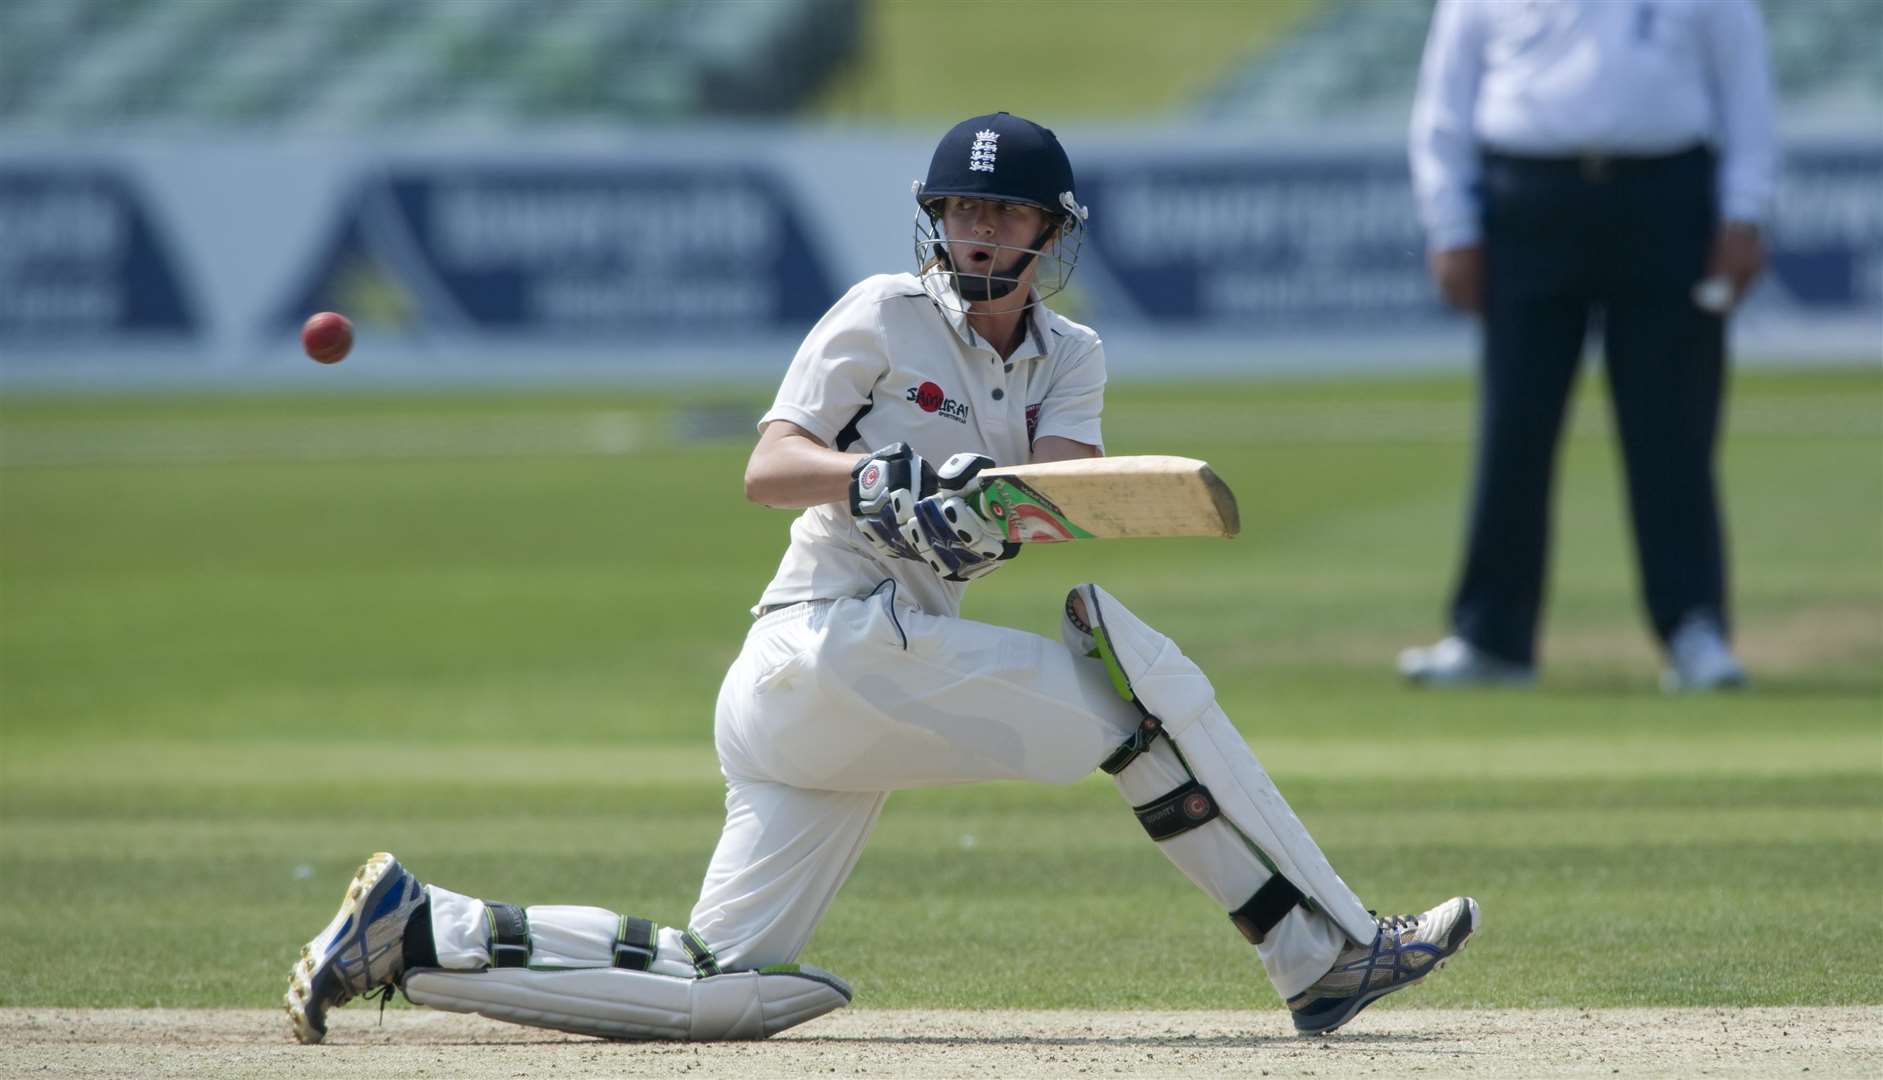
top-left (907, 380), bottom-right (971, 423)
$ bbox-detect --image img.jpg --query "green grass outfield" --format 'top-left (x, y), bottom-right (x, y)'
top-left (2, 367), bottom-right (1878, 1011)
top-left (813, 0), bottom-right (1320, 123)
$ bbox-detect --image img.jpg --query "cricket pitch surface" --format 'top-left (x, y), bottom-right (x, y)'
top-left (4, 1006), bottom-right (1877, 1078)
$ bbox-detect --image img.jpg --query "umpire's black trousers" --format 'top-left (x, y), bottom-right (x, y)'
top-left (1450, 145), bottom-right (1729, 665)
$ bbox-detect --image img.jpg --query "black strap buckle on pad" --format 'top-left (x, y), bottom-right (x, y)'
top-left (1100, 716), bottom-right (1163, 775)
top-left (1228, 874), bottom-right (1308, 945)
top-left (1132, 778), bottom-right (1221, 841)
top-left (485, 902), bottom-right (531, 968)
top-left (681, 928), bottom-right (721, 978)
top-left (613, 916), bottom-right (657, 971)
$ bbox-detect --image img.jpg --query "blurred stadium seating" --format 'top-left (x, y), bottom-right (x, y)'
top-left (2, 0), bottom-right (1875, 130)
top-left (1204, 0), bottom-right (1883, 125)
top-left (0, 0), bottom-right (861, 127)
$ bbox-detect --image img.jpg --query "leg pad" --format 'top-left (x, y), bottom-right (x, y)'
top-left (1068, 583), bottom-right (1380, 946)
top-left (403, 964), bottom-right (851, 1041)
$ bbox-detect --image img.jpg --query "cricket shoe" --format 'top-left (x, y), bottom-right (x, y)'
top-left (1288, 896), bottom-right (1480, 1035)
top-left (1397, 637), bottom-right (1535, 688)
top-left (1661, 612), bottom-right (1747, 692)
top-left (285, 851), bottom-right (426, 1044)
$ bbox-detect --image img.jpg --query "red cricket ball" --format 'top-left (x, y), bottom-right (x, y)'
top-left (301, 312), bottom-right (354, 364)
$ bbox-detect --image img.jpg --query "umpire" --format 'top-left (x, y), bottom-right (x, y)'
top-left (1401, 0), bottom-right (1777, 690)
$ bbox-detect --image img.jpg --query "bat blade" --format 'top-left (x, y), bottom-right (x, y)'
top-left (975, 456), bottom-right (1240, 543)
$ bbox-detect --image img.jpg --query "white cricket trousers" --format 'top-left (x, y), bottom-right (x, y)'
top-left (690, 589), bottom-right (1346, 999)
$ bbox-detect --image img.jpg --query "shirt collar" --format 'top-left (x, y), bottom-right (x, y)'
top-left (921, 269), bottom-right (1049, 363)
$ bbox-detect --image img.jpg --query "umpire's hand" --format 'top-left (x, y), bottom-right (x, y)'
top-left (1709, 222), bottom-right (1766, 309)
top-left (1429, 245), bottom-right (1483, 314)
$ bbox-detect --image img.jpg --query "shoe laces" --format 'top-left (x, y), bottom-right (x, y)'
top-left (1373, 911), bottom-right (1424, 937)
top-left (368, 984), bottom-right (397, 1026)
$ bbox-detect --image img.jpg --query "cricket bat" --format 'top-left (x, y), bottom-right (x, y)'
top-left (973, 456), bottom-right (1240, 543)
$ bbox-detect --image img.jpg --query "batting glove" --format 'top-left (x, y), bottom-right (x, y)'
top-left (903, 453), bottom-right (1021, 582)
top-left (849, 443), bottom-right (938, 563)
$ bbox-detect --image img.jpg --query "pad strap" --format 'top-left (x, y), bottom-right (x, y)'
top-left (681, 928), bottom-right (721, 978)
top-left (1228, 874), bottom-right (1308, 945)
top-left (612, 916), bottom-right (658, 971)
top-left (1099, 716), bottom-right (1163, 776)
top-left (1132, 779), bottom-right (1221, 841)
top-left (484, 902), bottom-right (531, 969)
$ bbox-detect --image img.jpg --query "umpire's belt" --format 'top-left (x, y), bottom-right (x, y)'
top-left (1482, 143), bottom-right (1710, 182)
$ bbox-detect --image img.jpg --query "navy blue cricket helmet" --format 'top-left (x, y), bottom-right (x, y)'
top-left (913, 112), bottom-right (1089, 305)
top-left (917, 112), bottom-right (1078, 217)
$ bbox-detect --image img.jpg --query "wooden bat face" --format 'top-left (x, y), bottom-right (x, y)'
top-left (974, 456), bottom-right (1240, 542)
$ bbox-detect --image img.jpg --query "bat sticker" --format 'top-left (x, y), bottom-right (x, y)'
top-left (978, 478), bottom-right (1095, 543)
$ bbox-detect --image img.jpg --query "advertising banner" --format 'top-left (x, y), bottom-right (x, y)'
top-left (1765, 145), bottom-right (1883, 313)
top-left (1080, 154), bottom-right (1437, 331)
top-left (0, 166), bottom-right (198, 339)
top-left (277, 166), bottom-right (836, 340)
top-left (0, 130), bottom-right (1875, 386)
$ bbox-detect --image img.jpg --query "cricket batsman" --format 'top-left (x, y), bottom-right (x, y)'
top-left (287, 112), bottom-right (1480, 1044)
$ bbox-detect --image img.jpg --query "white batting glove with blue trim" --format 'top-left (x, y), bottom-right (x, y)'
top-left (903, 453), bottom-right (1021, 582)
top-left (848, 443), bottom-right (938, 563)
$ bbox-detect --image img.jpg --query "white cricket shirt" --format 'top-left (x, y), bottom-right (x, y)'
top-left (755, 271), bottom-right (1107, 618)
top-left (1410, 0), bottom-right (1779, 250)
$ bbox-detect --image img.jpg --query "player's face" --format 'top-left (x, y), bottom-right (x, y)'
top-left (939, 197), bottom-right (1053, 282)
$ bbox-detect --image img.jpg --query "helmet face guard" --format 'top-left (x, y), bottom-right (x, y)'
top-left (912, 188), bottom-right (1087, 312)
top-left (911, 112), bottom-right (1089, 313)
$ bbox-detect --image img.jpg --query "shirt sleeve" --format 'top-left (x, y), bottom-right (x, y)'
top-left (1030, 340), bottom-right (1106, 455)
top-left (1409, 0), bottom-right (1487, 252)
top-left (1703, 0), bottom-right (1780, 226)
top-left (758, 283), bottom-right (889, 448)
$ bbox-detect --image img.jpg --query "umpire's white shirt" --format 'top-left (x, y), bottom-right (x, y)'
top-left (756, 271), bottom-right (1106, 618)
top-left (1410, 0), bottom-right (1778, 250)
